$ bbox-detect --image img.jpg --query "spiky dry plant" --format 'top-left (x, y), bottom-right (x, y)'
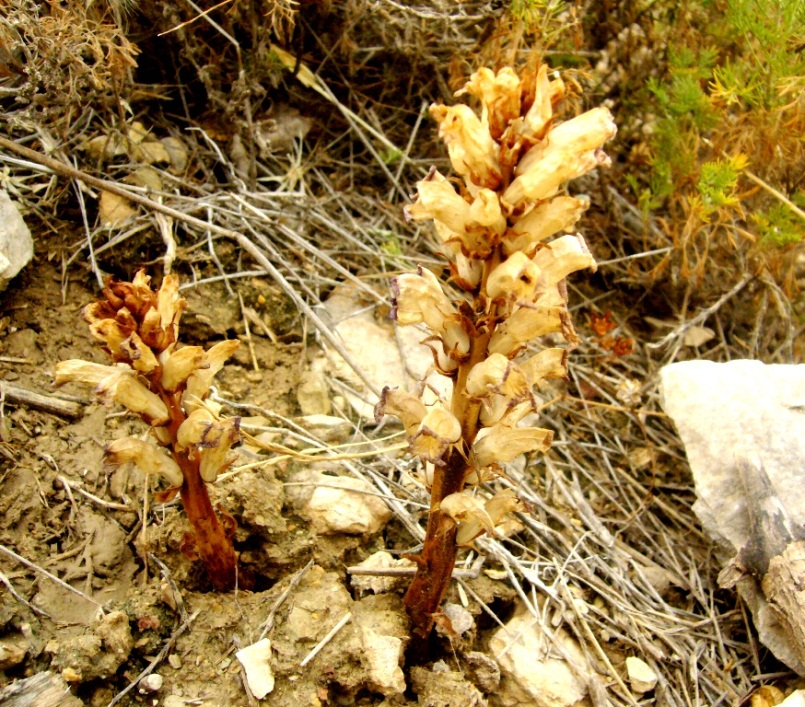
top-left (375, 65), bottom-right (616, 642)
top-left (55, 272), bottom-right (244, 591)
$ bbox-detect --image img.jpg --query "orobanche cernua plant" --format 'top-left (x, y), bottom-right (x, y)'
top-left (55, 272), bottom-right (244, 591)
top-left (375, 65), bottom-right (616, 641)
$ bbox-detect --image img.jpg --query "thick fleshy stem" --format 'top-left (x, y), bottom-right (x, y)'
top-left (162, 394), bottom-right (239, 592)
top-left (404, 290), bottom-right (494, 645)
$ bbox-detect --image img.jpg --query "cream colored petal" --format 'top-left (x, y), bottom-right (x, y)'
top-left (183, 340), bottom-right (240, 409)
top-left (156, 273), bottom-right (186, 334)
top-left (161, 345), bottom-right (206, 391)
top-left (441, 492), bottom-right (496, 546)
top-left (471, 425), bottom-right (553, 469)
top-left (546, 107), bottom-right (617, 156)
top-left (406, 177), bottom-right (472, 234)
top-left (503, 196), bottom-right (589, 256)
top-left (54, 360), bottom-right (122, 388)
top-left (484, 488), bottom-right (524, 523)
top-left (199, 417), bottom-right (240, 482)
top-left (503, 149), bottom-right (601, 207)
top-left (87, 318), bottom-right (129, 356)
top-left (486, 252), bottom-right (542, 303)
top-left (518, 348), bottom-right (567, 384)
top-left (374, 387), bottom-right (427, 436)
top-left (431, 103), bottom-right (501, 189)
top-left (393, 267), bottom-right (456, 328)
top-left (458, 67), bottom-right (521, 138)
top-left (99, 372), bottom-right (170, 425)
top-left (121, 331), bottom-right (159, 373)
top-left (177, 407), bottom-right (215, 448)
top-left (411, 407), bottom-right (461, 463)
top-left (522, 65), bottom-right (561, 138)
top-left (532, 234), bottom-right (596, 286)
top-left (488, 306), bottom-right (564, 356)
top-left (468, 189), bottom-right (506, 236)
top-left (393, 268), bottom-right (469, 356)
top-left (104, 436), bottom-right (183, 487)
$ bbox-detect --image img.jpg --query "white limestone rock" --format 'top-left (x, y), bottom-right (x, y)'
top-left (489, 605), bottom-right (596, 707)
top-left (0, 191), bottom-right (34, 290)
top-left (235, 638), bottom-right (275, 699)
top-left (660, 359), bottom-right (805, 674)
top-left (625, 656), bottom-right (657, 693)
top-left (286, 468), bottom-right (392, 535)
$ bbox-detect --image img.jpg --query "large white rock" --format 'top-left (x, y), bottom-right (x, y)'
top-left (489, 605), bottom-right (594, 707)
top-left (0, 191), bottom-right (34, 290)
top-left (320, 285), bottom-right (453, 420)
top-left (660, 359), bottom-right (805, 673)
top-left (286, 468), bottom-right (392, 535)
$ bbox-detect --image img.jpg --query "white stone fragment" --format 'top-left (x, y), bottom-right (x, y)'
top-left (625, 656), bottom-right (657, 693)
top-left (138, 673), bottom-right (164, 693)
top-left (359, 625), bottom-right (406, 696)
top-left (489, 605), bottom-right (595, 707)
top-left (350, 551), bottom-right (415, 596)
top-left (0, 190), bottom-right (34, 290)
top-left (287, 469), bottom-right (392, 535)
top-left (442, 603), bottom-right (474, 636)
top-left (781, 690), bottom-right (805, 706)
top-left (235, 638), bottom-right (275, 699)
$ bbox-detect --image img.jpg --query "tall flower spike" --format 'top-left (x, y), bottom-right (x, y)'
top-left (378, 63), bottom-right (615, 642)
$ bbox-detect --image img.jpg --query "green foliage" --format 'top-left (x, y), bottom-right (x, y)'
top-left (509, 0), bottom-right (567, 38)
top-left (754, 199), bottom-right (805, 247)
top-left (696, 154), bottom-right (748, 215)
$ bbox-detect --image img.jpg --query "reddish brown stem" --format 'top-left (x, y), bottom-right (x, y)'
top-left (163, 394), bottom-right (238, 592)
top-left (177, 451), bottom-right (238, 592)
top-left (403, 447), bottom-right (467, 641)
top-left (404, 312), bottom-right (494, 645)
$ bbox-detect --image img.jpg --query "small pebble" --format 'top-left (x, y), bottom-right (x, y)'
top-left (139, 673), bottom-right (163, 693)
top-left (168, 653), bottom-right (182, 669)
top-left (626, 656), bottom-right (658, 693)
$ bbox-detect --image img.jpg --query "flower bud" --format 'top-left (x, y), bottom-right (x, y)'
top-left (430, 104), bottom-right (501, 190)
top-left (503, 196), bottom-right (588, 256)
top-left (470, 425), bottom-right (553, 469)
top-left (374, 387), bottom-right (427, 436)
top-left (411, 407), bottom-right (461, 464)
top-left (161, 345), bottom-right (206, 392)
top-left (156, 273), bottom-right (185, 335)
top-left (457, 67), bottom-right (521, 140)
top-left (104, 436), bottom-right (183, 487)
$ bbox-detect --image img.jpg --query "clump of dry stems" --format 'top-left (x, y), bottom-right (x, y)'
top-left (376, 64), bottom-right (616, 641)
top-left (55, 271), bottom-right (245, 591)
